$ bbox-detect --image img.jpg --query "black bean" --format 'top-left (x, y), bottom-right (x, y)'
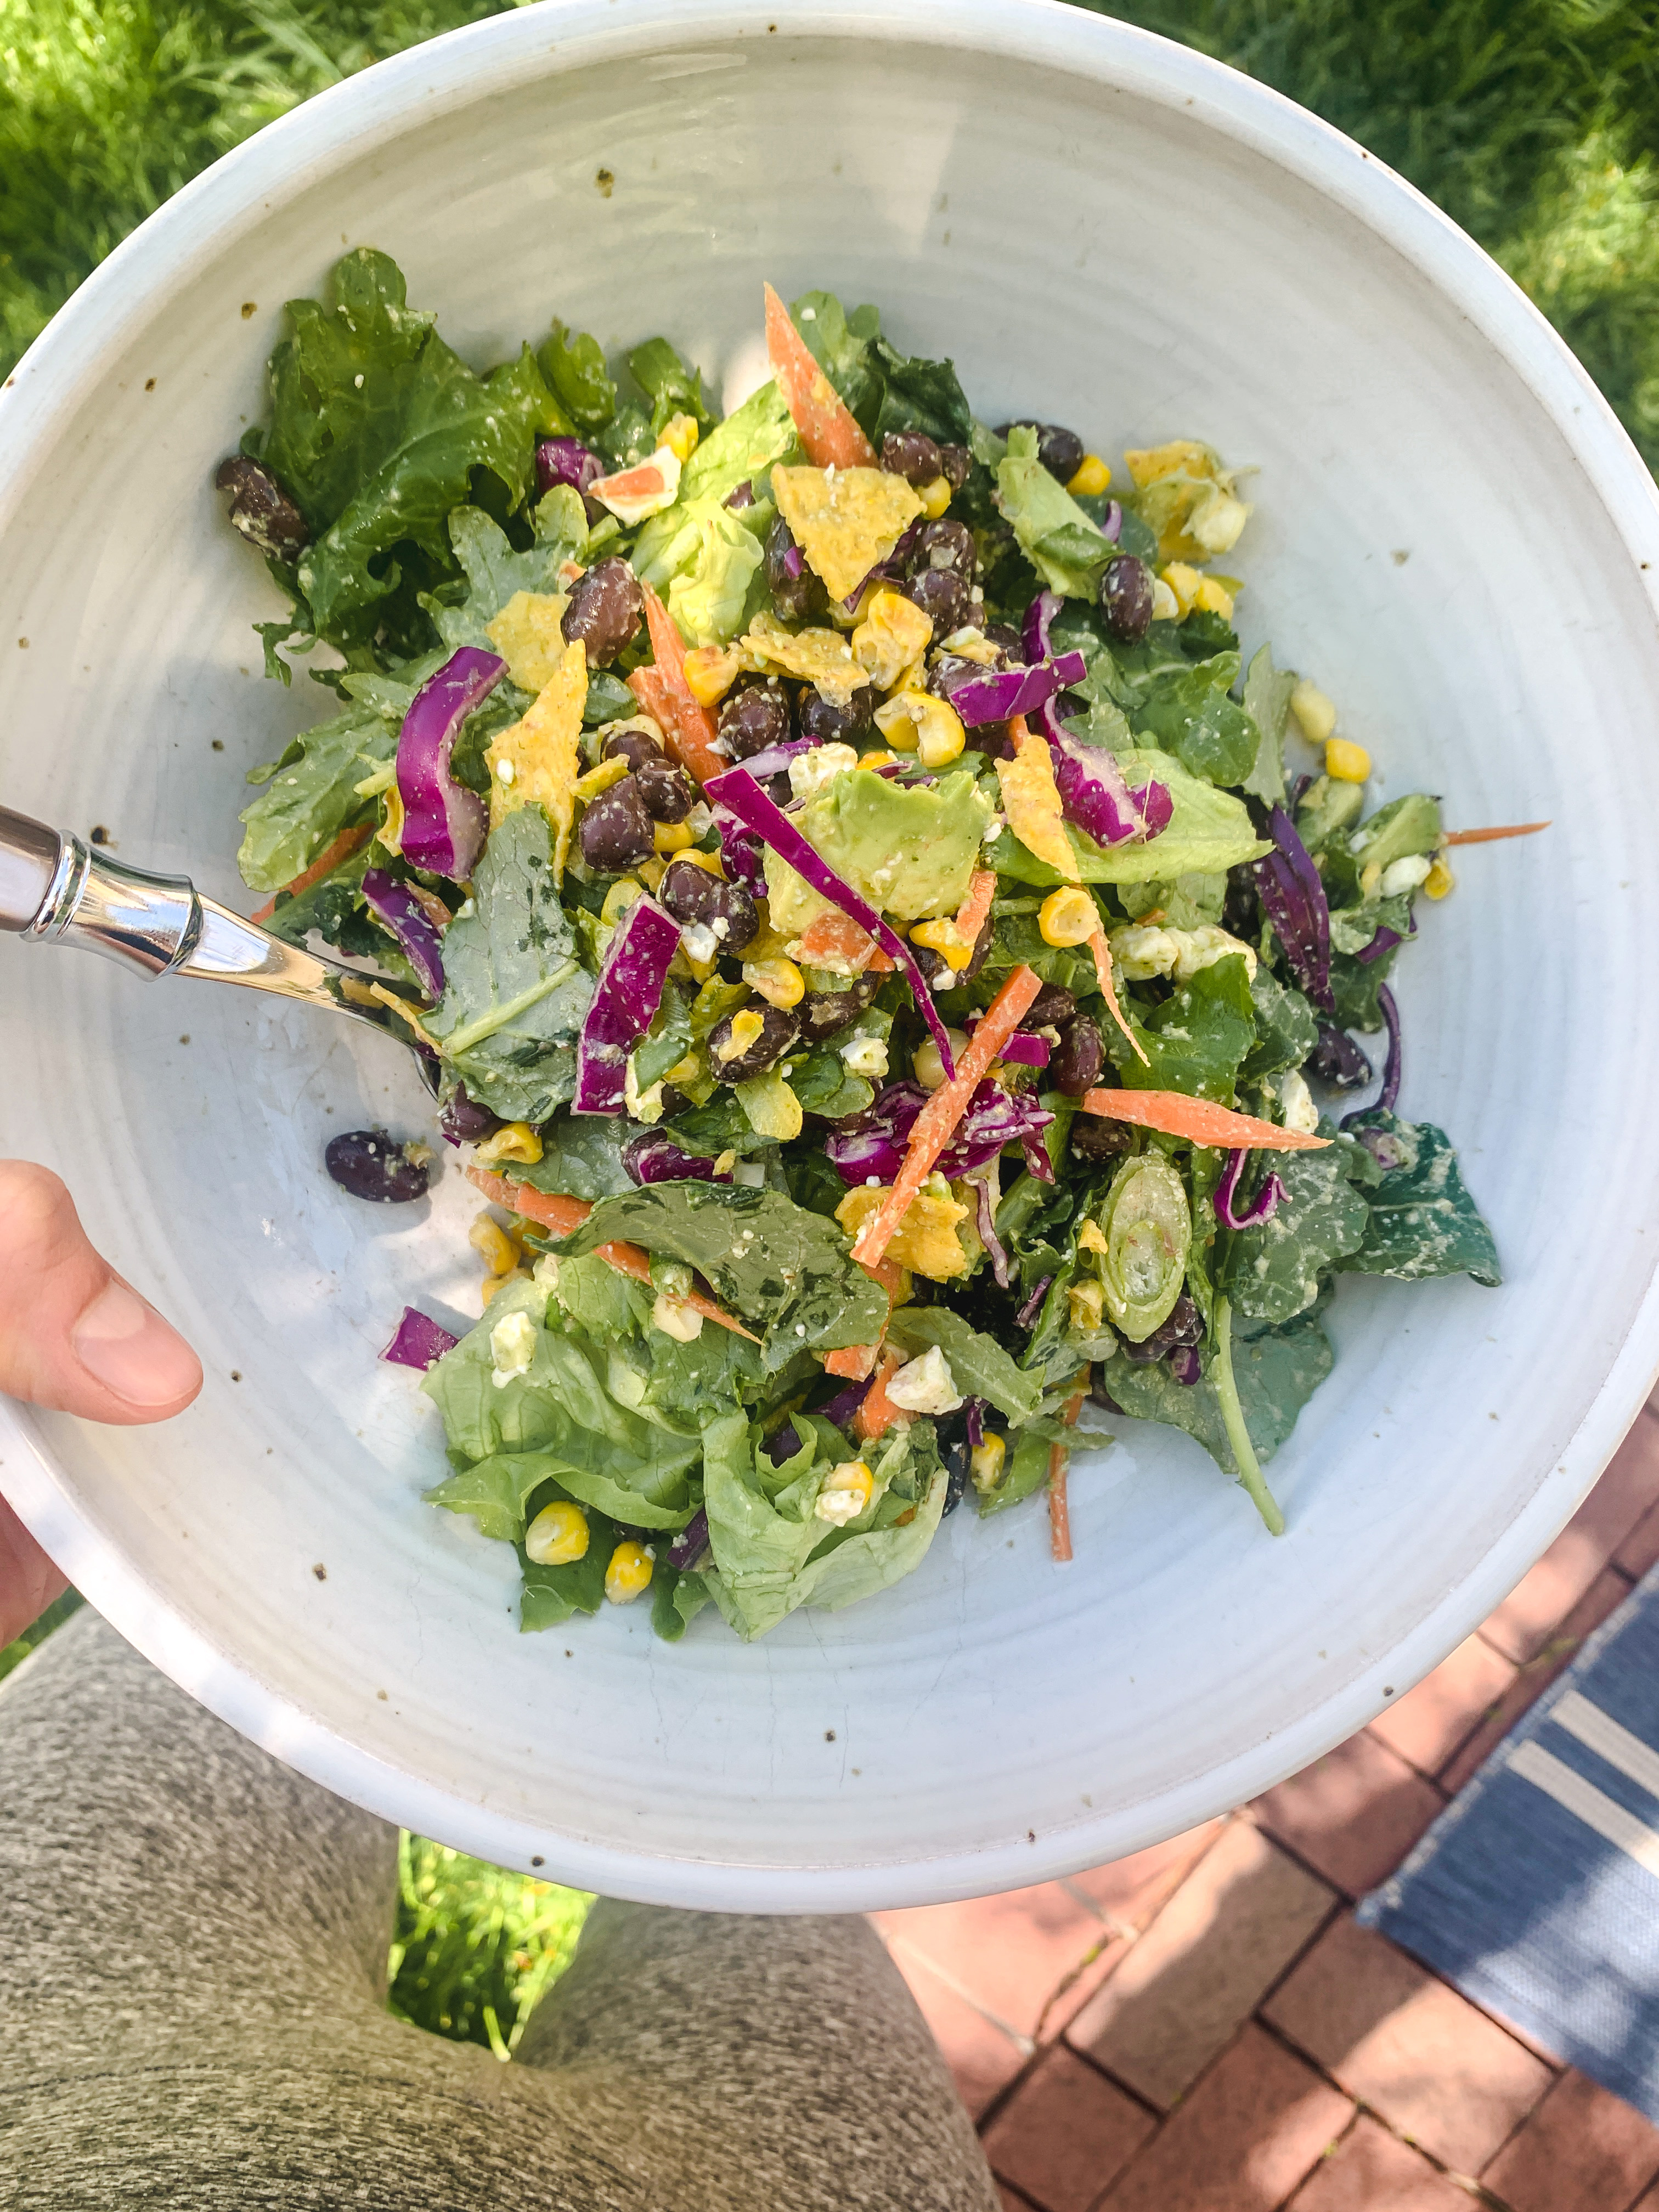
top-left (902, 567), bottom-right (973, 636)
top-left (799, 974), bottom-right (883, 1040)
top-left (601, 724), bottom-right (665, 772)
top-left (800, 685), bottom-right (874, 746)
top-left (1120, 1291), bottom-right (1204, 1364)
top-left (561, 557), bottom-right (643, 667)
top-left (1071, 1114), bottom-right (1132, 1166)
top-left (910, 910), bottom-right (994, 991)
top-left (1100, 555), bottom-right (1154, 644)
top-left (1026, 983), bottom-right (1078, 1032)
top-left (718, 678), bottom-right (793, 760)
top-left (941, 1429), bottom-right (971, 1516)
top-left (707, 1002), bottom-right (801, 1081)
top-left (1052, 1014), bottom-right (1105, 1097)
top-left (324, 1130), bottom-right (431, 1203)
top-left (657, 1084), bottom-right (695, 1121)
top-left (996, 420), bottom-right (1085, 482)
top-left (214, 455), bottom-right (309, 563)
top-left (578, 776), bottom-right (656, 872)
top-left (984, 622), bottom-right (1023, 657)
top-left (907, 517), bottom-right (977, 581)
top-left (881, 430), bottom-right (943, 485)
top-left (659, 856), bottom-right (759, 954)
top-left (438, 1084), bottom-right (501, 1147)
top-left (1309, 1022), bottom-right (1374, 1090)
top-left (938, 443), bottom-right (972, 490)
top-left (635, 757), bottom-right (697, 823)
top-left (765, 516), bottom-right (823, 623)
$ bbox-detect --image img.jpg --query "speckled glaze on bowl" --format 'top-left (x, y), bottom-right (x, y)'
top-left (2, 0), bottom-right (1658, 1909)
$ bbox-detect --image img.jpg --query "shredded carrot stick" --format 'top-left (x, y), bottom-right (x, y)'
top-left (852, 964), bottom-right (1045, 1269)
top-left (763, 282), bottom-right (876, 470)
top-left (465, 1166), bottom-right (759, 1339)
top-left (629, 586), bottom-right (726, 784)
top-left (1088, 926), bottom-right (1148, 1066)
top-left (952, 866), bottom-right (997, 947)
top-left (823, 1342), bottom-right (879, 1381)
top-left (798, 911), bottom-right (891, 973)
top-left (1048, 1379), bottom-right (1086, 1563)
top-left (1079, 1090), bottom-right (1331, 1152)
top-left (854, 1346), bottom-right (909, 1442)
top-left (250, 821), bottom-right (371, 924)
top-left (1441, 821), bottom-right (1551, 846)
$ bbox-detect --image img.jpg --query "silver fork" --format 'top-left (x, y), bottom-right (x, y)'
top-left (0, 804), bottom-right (438, 1092)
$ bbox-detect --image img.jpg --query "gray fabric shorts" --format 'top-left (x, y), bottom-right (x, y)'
top-left (0, 1610), bottom-right (996, 2210)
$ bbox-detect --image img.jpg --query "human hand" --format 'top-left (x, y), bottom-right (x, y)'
top-left (0, 1162), bottom-right (201, 1649)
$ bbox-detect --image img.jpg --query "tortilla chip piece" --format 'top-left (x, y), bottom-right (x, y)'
top-left (770, 464), bottom-right (922, 603)
top-left (1122, 440), bottom-right (1215, 490)
top-left (738, 611), bottom-right (868, 707)
top-left (996, 722), bottom-right (1079, 881)
top-left (485, 591), bottom-right (572, 695)
top-left (485, 640), bottom-right (588, 880)
top-left (851, 588), bottom-right (932, 691)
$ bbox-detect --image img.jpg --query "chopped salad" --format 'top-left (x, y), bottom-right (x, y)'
top-left (219, 250), bottom-right (1516, 1644)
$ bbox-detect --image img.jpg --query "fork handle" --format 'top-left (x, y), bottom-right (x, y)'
top-left (0, 804), bottom-right (201, 975)
top-left (0, 805), bottom-right (63, 933)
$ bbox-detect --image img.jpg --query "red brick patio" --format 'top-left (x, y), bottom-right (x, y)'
top-left (877, 1401), bottom-right (1659, 2211)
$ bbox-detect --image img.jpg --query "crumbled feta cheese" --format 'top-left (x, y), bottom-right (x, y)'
top-left (1278, 1068), bottom-right (1320, 1135)
top-left (1379, 853), bottom-right (1433, 898)
top-left (651, 1293), bottom-right (703, 1342)
top-left (840, 1035), bottom-right (890, 1079)
top-left (788, 741), bottom-right (859, 803)
top-left (884, 1344), bottom-right (963, 1415)
top-left (681, 920), bottom-right (719, 964)
top-left (488, 1310), bottom-right (538, 1389)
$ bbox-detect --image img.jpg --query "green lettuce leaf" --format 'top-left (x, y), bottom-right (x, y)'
top-left (887, 1307), bottom-right (1043, 1425)
top-left (550, 1184), bottom-right (888, 1370)
top-left (425, 809), bottom-right (592, 1121)
top-left (258, 249), bottom-right (562, 652)
top-left (1335, 1114), bottom-right (1502, 1286)
top-left (506, 1115), bottom-right (635, 1201)
top-left (236, 699), bottom-right (392, 892)
top-left (518, 1506), bottom-right (620, 1632)
top-left (427, 496), bottom-right (591, 653)
top-left (624, 335), bottom-right (713, 436)
top-left (789, 290), bottom-right (887, 435)
top-left (1110, 952), bottom-right (1257, 1101)
top-left (1242, 642), bottom-right (1297, 805)
top-left (996, 425), bottom-right (1115, 596)
top-left (1101, 1302), bottom-right (1334, 1478)
top-left (985, 750), bottom-right (1268, 889)
top-left (536, 319), bottom-right (614, 433)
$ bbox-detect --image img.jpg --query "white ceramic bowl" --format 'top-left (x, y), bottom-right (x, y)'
top-left (3, 0), bottom-right (1658, 1910)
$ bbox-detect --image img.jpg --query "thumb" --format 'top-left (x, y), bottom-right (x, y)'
top-left (0, 1161), bottom-right (202, 1424)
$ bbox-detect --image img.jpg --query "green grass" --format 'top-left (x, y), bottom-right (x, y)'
top-left (2, 0), bottom-right (1655, 2056)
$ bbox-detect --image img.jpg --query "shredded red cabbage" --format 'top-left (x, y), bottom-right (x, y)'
top-left (825, 1078), bottom-right (1052, 1186)
top-left (573, 895), bottom-right (682, 1114)
top-left (970, 1175), bottom-right (1011, 1287)
top-left (819, 1375), bottom-right (873, 1430)
top-left (668, 1505), bottom-right (709, 1570)
top-left (1015, 1275), bottom-right (1053, 1329)
top-left (1023, 589), bottom-right (1061, 664)
top-left (535, 437), bottom-right (603, 499)
top-left (703, 764), bottom-right (960, 1080)
top-left (1098, 499), bottom-right (1124, 543)
top-left (361, 867), bottom-right (445, 1001)
top-left (1342, 983), bottom-right (1402, 1122)
top-left (381, 1306), bottom-right (460, 1370)
top-left (781, 542), bottom-right (804, 580)
top-left (964, 1396), bottom-right (985, 1449)
top-left (623, 1130), bottom-right (733, 1186)
top-left (1356, 917), bottom-right (1416, 964)
top-left (948, 660), bottom-right (1062, 727)
top-left (395, 647), bottom-right (503, 881)
top-left (737, 736), bottom-right (820, 780)
top-left (1254, 804), bottom-right (1333, 1012)
top-left (1047, 727), bottom-right (1172, 847)
top-left (1216, 1147), bottom-right (1288, 1231)
top-left (989, 1030), bottom-right (1051, 1069)
top-left (1020, 1128), bottom-right (1056, 1185)
top-left (709, 803), bottom-right (766, 892)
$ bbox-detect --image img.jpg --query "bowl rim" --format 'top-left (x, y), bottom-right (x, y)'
top-left (4, 0), bottom-right (1659, 1908)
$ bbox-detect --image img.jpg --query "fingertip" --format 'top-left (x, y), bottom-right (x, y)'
top-left (70, 1280), bottom-right (205, 1421)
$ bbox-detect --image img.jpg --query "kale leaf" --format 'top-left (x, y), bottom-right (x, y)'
top-left (1128, 651), bottom-right (1261, 788)
top-left (236, 698), bottom-right (392, 891)
top-left (1101, 1303), bottom-right (1334, 1478)
top-left (1110, 952), bottom-right (1257, 1101)
top-left (1220, 1149), bottom-right (1370, 1323)
top-left (1335, 1113), bottom-right (1502, 1286)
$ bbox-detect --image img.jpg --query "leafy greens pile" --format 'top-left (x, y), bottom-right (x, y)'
top-left (223, 251), bottom-right (1500, 1643)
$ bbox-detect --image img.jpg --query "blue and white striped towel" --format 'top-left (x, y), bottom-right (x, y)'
top-left (1360, 1567), bottom-right (1659, 2119)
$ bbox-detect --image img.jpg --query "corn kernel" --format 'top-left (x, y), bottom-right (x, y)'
top-left (682, 847), bottom-right (725, 877)
top-left (525, 1499), bottom-right (590, 1566)
top-left (715, 1007), bottom-right (766, 1063)
top-left (1424, 856), bottom-right (1455, 901)
top-left (1358, 860), bottom-right (1383, 900)
top-left (970, 1434), bottom-right (1007, 1493)
top-left (683, 643), bottom-right (742, 707)
top-left (473, 1121), bottom-right (544, 1169)
top-left (859, 747), bottom-right (901, 769)
top-left (1290, 679), bottom-right (1337, 746)
top-left (743, 956), bottom-right (805, 1009)
top-left (653, 819), bottom-right (695, 854)
top-left (1325, 737), bottom-right (1372, 783)
top-left (380, 783), bottom-right (406, 856)
top-left (469, 1212), bottom-right (521, 1277)
top-left (814, 1459), bottom-right (874, 1526)
top-left (872, 693), bottom-right (921, 751)
top-left (572, 754), bottom-right (631, 803)
top-left (660, 411), bottom-right (701, 464)
top-left (1160, 562), bottom-right (1202, 618)
top-left (480, 1268), bottom-right (528, 1307)
top-left (916, 475), bottom-right (952, 520)
top-left (1149, 576), bottom-right (1181, 622)
top-left (1069, 1278), bottom-right (1105, 1331)
top-left (912, 1029), bottom-right (969, 1090)
top-left (1038, 885), bottom-right (1098, 947)
top-left (1192, 575), bottom-right (1235, 620)
top-left (1066, 453), bottom-right (1111, 496)
top-left (919, 701), bottom-right (966, 768)
top-left (910, 917), bottom-right (976, 970)
top-left (600, 878), bottom-right (643, 928)
top-left (604, 1539), bottom-right (654, 1605)
top-left (636, 854), bottom-right (666, 893)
